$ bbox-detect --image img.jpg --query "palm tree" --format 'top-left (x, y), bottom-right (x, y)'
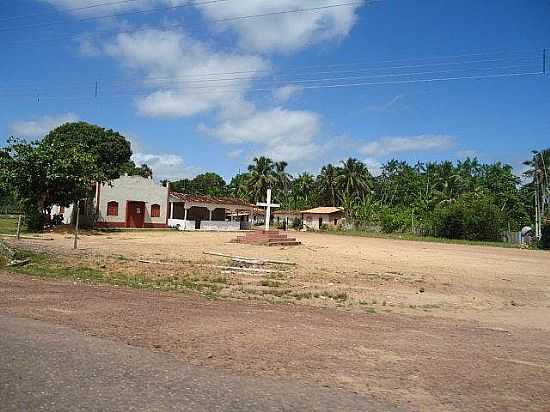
top-left (317, 163), bottom-right (339, 206)
top-left (523, 148), bottom-right (550, 236)
top-left (246, 156), bottom-right (276, 203)
top-left (292, 172), bottom-right (316, 208)
top-left (274, 161), bottom-right (292, 206)
top-left (337, 158), bottom-right (373, 200)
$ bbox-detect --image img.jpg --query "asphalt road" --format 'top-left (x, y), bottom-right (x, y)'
top-left (0, 314), bottom-right (398, 411)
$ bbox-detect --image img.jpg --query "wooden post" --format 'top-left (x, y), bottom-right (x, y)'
top-left (16, 215), bottom-right (22, 240)
top-left (73, 200), bottom-right (80, 250)
top-left (183, 207), bottom-right (188, 231)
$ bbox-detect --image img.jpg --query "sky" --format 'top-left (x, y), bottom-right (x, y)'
top-left (1, 0), bottom-right (549, 181)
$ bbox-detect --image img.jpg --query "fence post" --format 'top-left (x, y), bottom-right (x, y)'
top-left (73, 201), bottom-right (80, 250)
top-left (16, 215), bottom-right (22, 240)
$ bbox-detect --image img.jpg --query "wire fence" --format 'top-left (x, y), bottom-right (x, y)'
top-left (0, 214), bottom-right (25, 239)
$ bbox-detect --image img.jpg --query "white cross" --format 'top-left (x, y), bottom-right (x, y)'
top-left (256, 188), bottom-right (280, 231)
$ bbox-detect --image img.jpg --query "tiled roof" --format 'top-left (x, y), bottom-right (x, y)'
top-left (300, 207), bottom-right (344, 214)
top-left (273, 210), bottom-right (302, 215)
top-left (169, 192), bottom-right (254, 207)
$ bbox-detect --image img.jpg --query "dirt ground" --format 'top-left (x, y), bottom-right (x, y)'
top-left (9, 230), bottom-right (550, 329)
top-left (3, 231), bottom-right (550, 410)
top-left (1, 272), bottom-right (549, 411)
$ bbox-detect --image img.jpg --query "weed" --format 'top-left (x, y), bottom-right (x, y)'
top-left (260, 279), bottom-right (283, 288)
top-left (9, 249), bottom-right (223, 298)
top-left (316, 291), bottom-right (348, 301)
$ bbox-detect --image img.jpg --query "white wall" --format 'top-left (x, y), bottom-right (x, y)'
top-left (168, 219), bottom-right (242, 231)
top-left (97, 175), bottom-right (168, 227)
top-left (51, 204), bottom-right (74, 225)
top-left (303, 213), bottom-right (342, 230)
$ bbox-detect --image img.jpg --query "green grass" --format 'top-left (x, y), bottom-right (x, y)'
top-left (259, 279), bottom-right (284, 288)
top-left (0, 216), bottom-right (25, 235)
top-left (9, 250), bottom-right (223, 299)
top-left (323, 229), bottom-right (519, 249)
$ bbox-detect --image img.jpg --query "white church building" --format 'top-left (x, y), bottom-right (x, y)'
top-left (54, 175), bottom-right (254, 231)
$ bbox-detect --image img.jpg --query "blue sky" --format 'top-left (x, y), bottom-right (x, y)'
top-left (1, 0), bottom-right (549, 181)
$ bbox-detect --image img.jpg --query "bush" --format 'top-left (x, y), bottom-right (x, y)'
top-left (434, 194), bottom-right (505, 241)
top-left (291, 217), bottom-right (302, 230)
top-left (380, 208), bottom-right (410, 233)
top-left (540, 224), bottom-right (550, 250)
top-left (24, 206), bottom-right (46, 232)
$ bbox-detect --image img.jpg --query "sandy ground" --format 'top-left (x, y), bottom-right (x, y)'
top-left (3, 231), bottom-right (550, 410)
top-left (9, 230), bottom-right (550, 329)
top-left (1, 273), bottom-right (549, 411)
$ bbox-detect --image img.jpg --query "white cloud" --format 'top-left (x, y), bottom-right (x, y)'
top-left (226, 149), bottom-right (244, 160)
top-left (200, 107), bottom-right (322, 161)
top-left (364, 157), bottom-right (382, 176)
top-left (132, 152), bottom-right (198, 180)
top-left (361, 134), bottom-right (455, 157)
top-left (273, 84), bottom-right (304, 102)
top-left (39, 0), bottom-right (155, 15)
top-left (195, 0), bottom-right (365, 53)
top-left (457, 149), bottom-right (478, 159)
top-left (103, 29), bottom-right (269, 118)
top-left (9, 113), bottom-right (79, 138)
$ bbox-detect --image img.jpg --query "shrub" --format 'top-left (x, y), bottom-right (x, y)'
top-left (435, 194), bottom-right (505, 241)
top-left (291, 217), bottom-right (302, 230)
top-left (380, 208), bottom-right (410, 233)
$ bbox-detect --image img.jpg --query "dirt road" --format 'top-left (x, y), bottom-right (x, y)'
top-left (1, 272), bottom-right (549, 411)
top-left (12, 230), bottom-right (550, 329)
top-left (1, 313), bottom-right (394, 412)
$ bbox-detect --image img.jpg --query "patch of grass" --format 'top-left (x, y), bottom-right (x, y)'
top-left (0, 216), bottom-right (28, 235)
top-left (9, 249), bottom-right (223, 298)
top-left (291, 291), bottom-right (313, 300)
top-left (324, 229), bottom-right (519, 249)
top-left (264, 272), bottom-right (287, 280)
top-left (259, 279), bottom-right (283, 288)
top-left (419, 303), bottom-right (441, 309)
top-left (316, 291), bottom-right (348, 302)
top-left (210, 276), bottom-right (231, 284)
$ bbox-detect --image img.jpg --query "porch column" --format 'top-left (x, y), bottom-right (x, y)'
top-left (170, 202), bottom-right (174, 219)
top-left (183, 206), bottom-right (189, 230)
top-left (207, 206), bottom-right (215, 221)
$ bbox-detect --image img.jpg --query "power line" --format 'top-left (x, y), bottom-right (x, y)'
top-left (0, 0), bottom-right (151, 22)
top-left (105, 62), bottom-right (537, 91)
top-left (0, 52), bottom-right (539, 92)
top-left (112, 55), bottom-right (537, 86)
top-left (0, 0), bottom-right (233, 32)
top-left (1, 69), bottom-right (543, 100)
top-left (2, 1), bottom-right (371, 48)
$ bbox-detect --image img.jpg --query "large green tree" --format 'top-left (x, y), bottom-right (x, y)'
top-left (0, 122), bottom-right (133, 230)
top-left (317, 164), bottom-right (340, 207)
top-left (337, 158), bottom-right (373, 200)
top-left (246, 156), bottom-right (276, 203)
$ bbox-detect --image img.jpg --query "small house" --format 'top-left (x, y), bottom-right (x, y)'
top-left (301, 207), bottom-right (345, 230)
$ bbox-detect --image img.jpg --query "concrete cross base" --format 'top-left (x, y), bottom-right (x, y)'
top-left (231, 229), bottom-right (301, 247)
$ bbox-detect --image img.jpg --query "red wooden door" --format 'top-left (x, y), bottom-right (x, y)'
top-left (126, 201), bottom-right (145, 228)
